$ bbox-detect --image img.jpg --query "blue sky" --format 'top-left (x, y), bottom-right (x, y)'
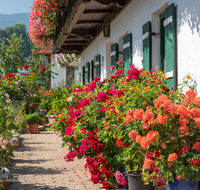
top-left (0, 0), bottom-right (33, 14)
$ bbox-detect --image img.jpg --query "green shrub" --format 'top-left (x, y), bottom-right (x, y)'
top-left (21, 112), bottom-right (42, 125)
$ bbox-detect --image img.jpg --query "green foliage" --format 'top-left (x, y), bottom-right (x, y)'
top-left (21, 113), bottom-right (42, 125)
top-left (28, 46), bottom-right (57, 87)
top-left (0, 23), bottom-right (31, 57)
top-left (38, 81), bottom-right (71, 115)
top-left (0, 23), bottom-right (57, 86)
top-left (0, 33), bottom-right (27, 75)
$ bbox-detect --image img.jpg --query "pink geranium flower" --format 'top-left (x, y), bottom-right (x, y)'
top-left (111, 65), bottom-right (114, 73)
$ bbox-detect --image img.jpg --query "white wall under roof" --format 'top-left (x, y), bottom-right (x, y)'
top-left (80, 0), bottom-right (200, 95)
top-left (51, 54), bottom-right (65, 87)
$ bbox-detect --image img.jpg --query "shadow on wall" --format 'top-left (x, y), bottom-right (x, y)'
top-left (177, 2), bottom-right (200, 37)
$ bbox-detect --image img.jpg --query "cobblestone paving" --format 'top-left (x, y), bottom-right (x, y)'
top-left (7, 131), bottom-right (102, 190)
top-left (6, 130), bottom-right (165, 190)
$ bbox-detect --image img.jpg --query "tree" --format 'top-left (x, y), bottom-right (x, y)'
top-left (0, 33), bottom-right (27, 75)
top-left (0, 24), bottom-right (57, 87)
top-left (0, 23), bottom-right (31, 57)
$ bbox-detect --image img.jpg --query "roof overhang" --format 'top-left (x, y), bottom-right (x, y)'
top-left (53, 0), bottom-right (133, 54)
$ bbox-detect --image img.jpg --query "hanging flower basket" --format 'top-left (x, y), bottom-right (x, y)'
top-left (55, 53), bottom-right (80, 68)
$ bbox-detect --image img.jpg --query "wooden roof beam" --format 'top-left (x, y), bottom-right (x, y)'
top-left (92, 0), bottom-right (125, 6)
top-left (83, 9), bottom-right (111, 14)
top-left (53, 0), bottom-right (89, 53)
top-left (64, 42), bottom-right (85, 45)
top-left (76, 20), bottom-right (103, 25)
top-left (64, 29), bottom-right (96, 38)
top-left (65, 38), bottom-right (87, 41)
top-left (55, 48), bottom-right (81, 54)
top-left (58, 7), bottom-right (65, 10)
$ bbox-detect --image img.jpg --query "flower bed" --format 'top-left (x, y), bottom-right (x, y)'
top-left (0, 65), bottom-right (49, 175)
top-left (48, 63), bottom-right (199, 189)
top-left (2, 60), bottom-right (198, 189)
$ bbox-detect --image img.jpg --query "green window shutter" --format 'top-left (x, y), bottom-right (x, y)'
top-left (164, 3), bottom-right (176, 90)
top-left (95, 55), bottom-right (101, 78)
top-left (142, 21), bottom-right (151, 71)
top-left (85, 62), bottom-right (90, 84)
top-left (82, 66), bottom-right (85, 85)
top-left (111, 43), bottom-right (118, 75)
top-left (123, 33), bottom-right (132, 71)
top-left (160, 12), bottom-right (165, 72)
top-left (91, 60), bottom-right (94, 82)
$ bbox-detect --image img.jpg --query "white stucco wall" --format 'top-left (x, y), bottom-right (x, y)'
top-left (75, 66), bottom-right (81, 84)
top-left (81, 0), bottom-right (200, 95)
top-left (81, 33), bottom-right (107, 84)
top-left (51, 54), bottom-right (65, 87)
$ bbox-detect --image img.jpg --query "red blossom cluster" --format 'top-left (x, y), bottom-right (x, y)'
top-left (192, 141), bottom-right (200, 152)
top-left (175, 176), bottom-right (183, 181)
top-left (23, 64), bottom-right (29, 70)
top-left (190, 158), bottom-right (200, 166)
top-left (85, 156), bottom-right (114, 189)
top-left (96, 92), bottom-right (109, 103)
top-left (126, 64), bottom-right (141, 81)
top-left (64, 150), bottom-right (76, 162)
top-left (88, 129), bottom-right (104, 155)
top-left (116, 138), bottom-right (130, 148)
top-left (38, 66), bottom-right (45, 71)
top-left (0, 73), bottom-right (16, 81)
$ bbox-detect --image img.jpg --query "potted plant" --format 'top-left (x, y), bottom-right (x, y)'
top-left (22, 113), bottom-right (42, 134)
top-left (127, 76), bottom-right (200, 190)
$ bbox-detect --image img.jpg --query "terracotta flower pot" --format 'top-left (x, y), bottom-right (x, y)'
top-left (27, 124), bottom-right (39, 134)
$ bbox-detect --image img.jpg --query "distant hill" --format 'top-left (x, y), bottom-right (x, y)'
top-left (0, 13), bottom-right (29, 30)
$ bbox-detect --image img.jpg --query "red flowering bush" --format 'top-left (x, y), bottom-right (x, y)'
top-left (0, 70), bottom-right (43, 115)
top-left (48, 58), bottom-right (200, 189)
top-left (126, 75), bottom-right (200, 185)
top-left (38, 82), bottom-right (72, 115)
top-left (49, 63), bottom-right (178, 188)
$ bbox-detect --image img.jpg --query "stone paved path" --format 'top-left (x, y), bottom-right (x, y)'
top-left (7, 131), bottom-right (102, 190)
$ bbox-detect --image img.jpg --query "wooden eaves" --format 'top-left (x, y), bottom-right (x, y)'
top-left (53, 0), bottom-right (133, 54)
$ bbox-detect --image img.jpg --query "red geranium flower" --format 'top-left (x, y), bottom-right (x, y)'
top-left (23, 64), bottom-right (29, 70)
top-left (38, 66), bottom-right (45, 71)
top-left (61, 117), bottom-right (66, 121)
